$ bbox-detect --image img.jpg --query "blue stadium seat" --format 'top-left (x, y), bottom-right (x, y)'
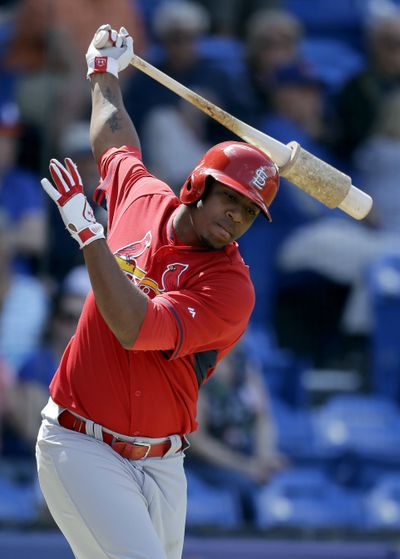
top-left (364, 474), bottom-right (400, 530)
top-left (198, 36), bottom-right (245, 77)
top-left (301, 37), bottom-right (365, 93)
top-left (186, 471), bottom-right (241, 528)
top-left (243, 327), bottom-right (309, 407)
top-left (0, 477), bottom-right (37, 523)
top-left (368, 254), bottom-right (400, 402)
top-left (255, 467), bottom-right (362, 529)
top-left (314, 394), bottom-right (400, 458)
top-left (271, 398), bottom-right (315, 457)
top-left (283, 0), bottom-right (364, 48)
top-left (271, 398), bottom-right (348, 484)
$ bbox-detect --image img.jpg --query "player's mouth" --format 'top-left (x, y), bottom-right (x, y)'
top-left (214, 222), bottom-right (233, 242)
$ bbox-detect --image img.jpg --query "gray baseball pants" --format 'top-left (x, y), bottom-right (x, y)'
top-left (36, 400), bottom-right (187, 559)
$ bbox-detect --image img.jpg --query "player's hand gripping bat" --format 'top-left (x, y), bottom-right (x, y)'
top-left (94, 30), bottom-right (372, 220)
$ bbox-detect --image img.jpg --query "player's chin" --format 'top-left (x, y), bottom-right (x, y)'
top-left (209, 231), bottom-right (233, 249)
top-left (200, 233), bottom-right (228, 250)
top-left (209, 223), bottom-right (235, 248)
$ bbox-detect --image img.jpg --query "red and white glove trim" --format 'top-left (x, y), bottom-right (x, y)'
top-left (41, 158), bottom-right (105, 249)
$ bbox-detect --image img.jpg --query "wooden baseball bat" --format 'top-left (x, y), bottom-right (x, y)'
top-left (130, 55), bottom-right (372, 220)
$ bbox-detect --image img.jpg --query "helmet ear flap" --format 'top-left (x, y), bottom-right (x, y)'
top-left (180, 169), bottom-right (208, 205)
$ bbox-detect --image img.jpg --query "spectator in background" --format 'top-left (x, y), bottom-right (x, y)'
top-left (0, 101), bottom-right (46, 274)
top-left (5, 0), bottom-right (146, 163)
top-left (260, 60), bottom-right (339, 224)
top-left (187, 341), bottom-right (286, 523)
top-left (4, 266), bottom-right (90, 453)
top-left (238, 60), bottom-right (338, 332)
top-left (236, 8), bottom-right (304, 125)
top-left (334, 10), bottom-right (400, 163)
top-left (196, 0), bottom-right (281, 37)
top-left (275, 90), bottom-right (400, 369)
top-left (0, 354), bottom-right (13, 455)
top-left (0, 2), bottom-right (16, 108)
top-left (354, 90), bottom-right (400, 234)
top-left (125, 0), bottom-right (238, 153)
top-left (142, 96), bottom-right (210, 193)
top-left (58, 121), bottom-right (105, 226)
top-left (0, 211), bottom-right (48, 375)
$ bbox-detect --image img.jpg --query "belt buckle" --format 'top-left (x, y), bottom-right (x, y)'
top-left (133, 441), bottom-right (152, 459)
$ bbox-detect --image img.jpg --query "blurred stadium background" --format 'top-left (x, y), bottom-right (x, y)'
top-left (2, 0), bottom-right (400, 557)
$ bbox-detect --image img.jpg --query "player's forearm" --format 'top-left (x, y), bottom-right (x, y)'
top-left (83, 239), bottom-right (148, 348)
top-left (254, 411), bottom-right (278, 459)
top-left (189, 431), bottom-right (251, 473)
top-left (90, 74), bottom-right (140, 162)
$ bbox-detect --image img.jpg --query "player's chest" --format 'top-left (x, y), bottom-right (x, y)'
top-left (110, 229), bottom-right (194, 297)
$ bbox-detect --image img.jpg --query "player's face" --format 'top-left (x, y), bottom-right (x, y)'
top-left (192, 181), bottom-right (261, 249)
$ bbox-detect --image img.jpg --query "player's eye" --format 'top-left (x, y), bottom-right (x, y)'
top-left (224, 191), bottom-right (237, 201)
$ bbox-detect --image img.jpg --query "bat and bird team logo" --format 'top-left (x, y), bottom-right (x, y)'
top-left (114, 231), bottom-right (188, 295)
top-left (251, 166), bottom-right (269, 190)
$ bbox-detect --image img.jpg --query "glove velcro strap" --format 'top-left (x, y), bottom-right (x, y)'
top-left (86, 55), bottom-right (119, 79)
top-left (70, 224), bottom-right (105, 249)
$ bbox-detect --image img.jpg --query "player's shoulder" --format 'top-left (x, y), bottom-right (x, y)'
top-left (223, 242), bottom-right (252, 269)
top-left (200, 243), bottom-right (255, 296)
top-left (96, 145), bottom-right (178, 207)
top-left (98, 145), bottom-right (145, 174)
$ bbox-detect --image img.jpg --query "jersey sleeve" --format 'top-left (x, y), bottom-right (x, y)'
top-left (94, 145), bottom-right (174, 229)
top-left (132, 270), bottom-right (255, 359)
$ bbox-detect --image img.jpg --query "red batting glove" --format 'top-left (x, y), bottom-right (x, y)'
top-left (41, 158), bottom-right (105, 249)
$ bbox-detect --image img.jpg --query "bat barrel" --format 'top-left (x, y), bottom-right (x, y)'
top-left (280, 142), bottom-right (372, 219)
top-left (130, 56), bottom-right (373, 220)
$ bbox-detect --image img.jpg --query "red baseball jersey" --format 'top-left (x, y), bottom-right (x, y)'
top-left (50, 146), bottom-right (255, 437)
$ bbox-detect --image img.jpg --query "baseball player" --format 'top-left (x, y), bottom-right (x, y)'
top-left (35, 24), bottom-right (279, 559)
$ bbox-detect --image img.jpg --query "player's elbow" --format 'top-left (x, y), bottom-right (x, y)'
top-left (116, 328), bottom-right (139, 350)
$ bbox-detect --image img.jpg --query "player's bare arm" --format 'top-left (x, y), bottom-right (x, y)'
top-left (83, 240), bottom-right (147, 348)
top-left (90, 73), bottom-right (140, 162)
top-left (86, 24), bottom-right (140, 161)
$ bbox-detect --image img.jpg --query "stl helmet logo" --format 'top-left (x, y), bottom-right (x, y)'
top-left (251, 166), bottom-right (268, 190)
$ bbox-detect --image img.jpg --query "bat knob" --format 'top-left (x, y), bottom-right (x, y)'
top-left (94, 29), bottom-right (113, 49)
top-left (338, 185), bottom-right (373, 220)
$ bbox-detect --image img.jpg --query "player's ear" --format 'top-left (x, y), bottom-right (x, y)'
top-left (200, 176), bottom-right (215, 202)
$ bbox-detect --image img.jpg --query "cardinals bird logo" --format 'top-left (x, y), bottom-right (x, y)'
top-left (114, 231), bottom-right (152, 283)
top-left (114, 231), bottom-right (189, 295)
top-left (161, 263), bottom-right (188, 291)
top-left (138, 262), bottom-right (189, 295)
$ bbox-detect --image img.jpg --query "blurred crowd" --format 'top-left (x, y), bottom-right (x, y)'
top-left (2, 0), bottom-right (400, 532)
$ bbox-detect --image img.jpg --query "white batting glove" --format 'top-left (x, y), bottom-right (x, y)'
top-left (41, 158), bottom-right (105, 249)
top-left (86, 24), bottom-right (134, 79)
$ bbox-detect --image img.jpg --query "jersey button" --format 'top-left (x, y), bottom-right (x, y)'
top-left (135, 390), bottom-right (142, 397)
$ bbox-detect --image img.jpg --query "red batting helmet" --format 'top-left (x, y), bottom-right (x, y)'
top-left (180, 141), bottom-right (279, 220)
